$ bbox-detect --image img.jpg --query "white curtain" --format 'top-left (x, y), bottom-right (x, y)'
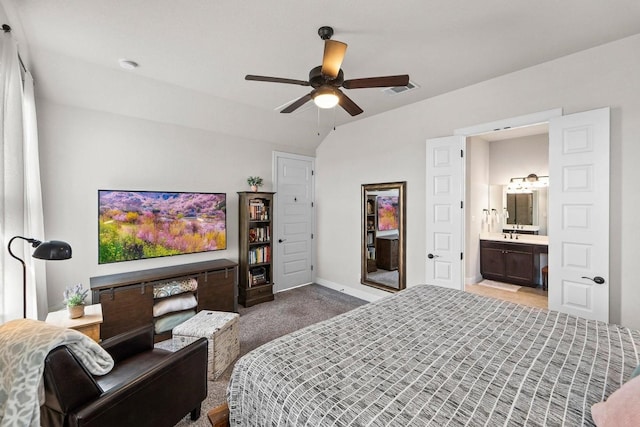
top-left (0, 32), bottom-right (47, 322)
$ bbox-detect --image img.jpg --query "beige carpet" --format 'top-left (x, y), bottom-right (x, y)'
top-left (476, 279), bottom-right (522, 292)
top-left (168, 284), bottom-right (366, 426)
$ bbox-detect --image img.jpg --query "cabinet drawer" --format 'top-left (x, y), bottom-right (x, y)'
top-left (480, 240), bottom-right (534, 253)
top-left (242, 284), bottom-right (274, 307)
top-left (246, 284), bottom-right (273, 297)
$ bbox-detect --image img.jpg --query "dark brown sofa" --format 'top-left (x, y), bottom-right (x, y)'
top-left (40, 325), bottom-right (208, 427)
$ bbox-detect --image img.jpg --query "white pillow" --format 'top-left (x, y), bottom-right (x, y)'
top-left (153, 293), bottom-right (197, 317)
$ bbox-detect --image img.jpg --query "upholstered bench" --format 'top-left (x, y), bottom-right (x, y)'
top-left (172, 310), bottom-right (239, 380)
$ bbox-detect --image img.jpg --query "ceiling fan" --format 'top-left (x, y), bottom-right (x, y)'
top-left (245, 26), bottom-right (410, 116)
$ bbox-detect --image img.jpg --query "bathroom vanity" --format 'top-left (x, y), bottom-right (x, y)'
top-left (479, 232), bottom-right (548, 287)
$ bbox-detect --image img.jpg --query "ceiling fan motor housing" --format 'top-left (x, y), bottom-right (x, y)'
top-left (309, 65), bottom-right (344, 88)
top-left (318, 26), bottom-right (334, 40)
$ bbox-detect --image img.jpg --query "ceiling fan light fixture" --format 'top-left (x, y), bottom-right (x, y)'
top-left (313, 87), bottom-right (339, 109)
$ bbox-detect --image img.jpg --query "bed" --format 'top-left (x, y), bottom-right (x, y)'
top-left (227, 285), bottom-right (640, 426)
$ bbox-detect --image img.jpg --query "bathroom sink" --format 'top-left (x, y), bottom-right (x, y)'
top-left (479, 232), bottom-right (548, 246)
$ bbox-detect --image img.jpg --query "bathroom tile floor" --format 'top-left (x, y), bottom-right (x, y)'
top-left (466, 282), bottom-right (548, 310)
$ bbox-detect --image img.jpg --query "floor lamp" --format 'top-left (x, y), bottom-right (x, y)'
top-left (7, 236), bottom-right (72, 318)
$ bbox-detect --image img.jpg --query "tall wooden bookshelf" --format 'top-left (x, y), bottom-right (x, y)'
top-left (238, 191), bottom-right (275, 307)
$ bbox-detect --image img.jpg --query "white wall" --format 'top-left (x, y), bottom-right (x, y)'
top-left (315, 34), bottom-right (640, 328)
top-left (36, 101), bottom-right (314, 312)
top-left (465, 137), bottom-right (490, 284)
top-left (489, 134), bottom-right (549, 185)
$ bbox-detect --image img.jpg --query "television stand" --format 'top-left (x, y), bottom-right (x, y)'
top-left (90, 259), bottom-right (237, 342)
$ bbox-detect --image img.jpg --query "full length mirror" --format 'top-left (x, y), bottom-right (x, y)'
top-left (361, 182), bottom-right (406, 292)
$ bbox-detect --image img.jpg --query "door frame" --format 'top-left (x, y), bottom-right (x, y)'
top-left (272, 151), bottom-right (316, 292)
top-left (452, 108), bottom-right (563, 291)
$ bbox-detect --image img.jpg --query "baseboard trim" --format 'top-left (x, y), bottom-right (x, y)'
top-left (315, 278), bottom-right (385, 303)
top-left (274, 282), bottom-right (312, 294)
top-left (466, 274), bottom-right (484, 285)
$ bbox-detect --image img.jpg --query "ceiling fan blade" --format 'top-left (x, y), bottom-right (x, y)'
top-left (321, 40), bottom-right (347, 79)
top-left (337, 89), bottom-right (363, 116)
top-left (281, 91), bottom-right (315, 114)
top-left (245, 75), bottom-right (311, 86)
top-left (343, 74), bottom-right (410, 89)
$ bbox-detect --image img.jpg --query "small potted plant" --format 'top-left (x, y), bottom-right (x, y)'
top-left (64, 283), bottom-right (89, 319)
top-left (247, 176), bottom-right (263, 192)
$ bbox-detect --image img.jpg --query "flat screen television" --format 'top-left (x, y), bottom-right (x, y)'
top-left (98, 190), bottom-right (226, 264)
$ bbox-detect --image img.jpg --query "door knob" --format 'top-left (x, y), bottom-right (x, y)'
top-left (278, 239), bottom-right (287, 243)
top-left (427, 253), bottom-right (439, 259)
top-left (581, 276), bottom-right (605, 285)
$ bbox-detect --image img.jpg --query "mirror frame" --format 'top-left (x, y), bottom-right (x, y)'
top-left (361, 181), bottom-right (406, 292)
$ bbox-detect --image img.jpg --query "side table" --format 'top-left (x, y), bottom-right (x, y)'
top-left (45, 303), bottom-right (103, 342)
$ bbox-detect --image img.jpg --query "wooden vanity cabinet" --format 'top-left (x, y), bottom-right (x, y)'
top-left (480, 240), bottom-right (537, 286)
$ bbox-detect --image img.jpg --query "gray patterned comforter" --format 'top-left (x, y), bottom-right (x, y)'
top-left (228, 285), bottom-right (640, 426)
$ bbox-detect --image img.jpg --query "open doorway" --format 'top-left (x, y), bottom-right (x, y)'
top-left (426, 107), bottom-right (610, 320)
top-left (464, 124), bottom-right (549, 309)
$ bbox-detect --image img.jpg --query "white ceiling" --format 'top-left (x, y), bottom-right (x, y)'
top-left (3, 0), bottom-right (640, 151)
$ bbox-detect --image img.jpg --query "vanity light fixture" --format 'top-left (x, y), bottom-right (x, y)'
top-left (508, 174), bottom-right (549, 192)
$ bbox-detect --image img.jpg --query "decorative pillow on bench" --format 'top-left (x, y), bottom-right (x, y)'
top-left (153, 278), bottom-right (198, 299)
top-left (153, 293), bottom-right (197, 317)
top-left (154, 310), bottom-right (196, 334)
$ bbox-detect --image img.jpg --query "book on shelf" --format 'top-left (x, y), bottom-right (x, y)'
top-left (249, 225), bottom-right (270, 243)
top-left (248, 266), bottom-right (268, 287)
top-left (248, 246), bottom-right (271, 264)
top-left (249, 199), bottom-right (269, 221)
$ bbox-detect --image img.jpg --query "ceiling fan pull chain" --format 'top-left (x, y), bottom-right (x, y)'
top-left (317, 107), bottom-right (321, 136)
top-left (333, 106), bottom-right (336, 131)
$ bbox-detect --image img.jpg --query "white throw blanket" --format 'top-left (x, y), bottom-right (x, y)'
top-left (0, 319), bottom-right (114, 427)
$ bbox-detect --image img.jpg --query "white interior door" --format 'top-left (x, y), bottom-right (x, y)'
top-left (425, 136), bottom-right (465, 290)
top-left (548, 108), bottom-right (609, 322)
top-left (273, 152), bottom-right (314, 292)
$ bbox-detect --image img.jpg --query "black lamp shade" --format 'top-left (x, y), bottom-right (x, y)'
top-left (32, 240), bottom-right (72, 260)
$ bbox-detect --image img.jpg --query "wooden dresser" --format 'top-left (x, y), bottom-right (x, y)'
top-left (376, 235), bottom-right (399, 270)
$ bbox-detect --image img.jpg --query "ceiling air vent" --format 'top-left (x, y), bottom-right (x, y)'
top-left (382, 80), bottom-right (419, 96)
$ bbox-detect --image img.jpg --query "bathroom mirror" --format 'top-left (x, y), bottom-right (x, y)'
top-left (506, 193), bottom-right (534, 225)
top-left (489, 185), bottom-right (548, 235)
top-left (361, 182), bottom-right (406, 292)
